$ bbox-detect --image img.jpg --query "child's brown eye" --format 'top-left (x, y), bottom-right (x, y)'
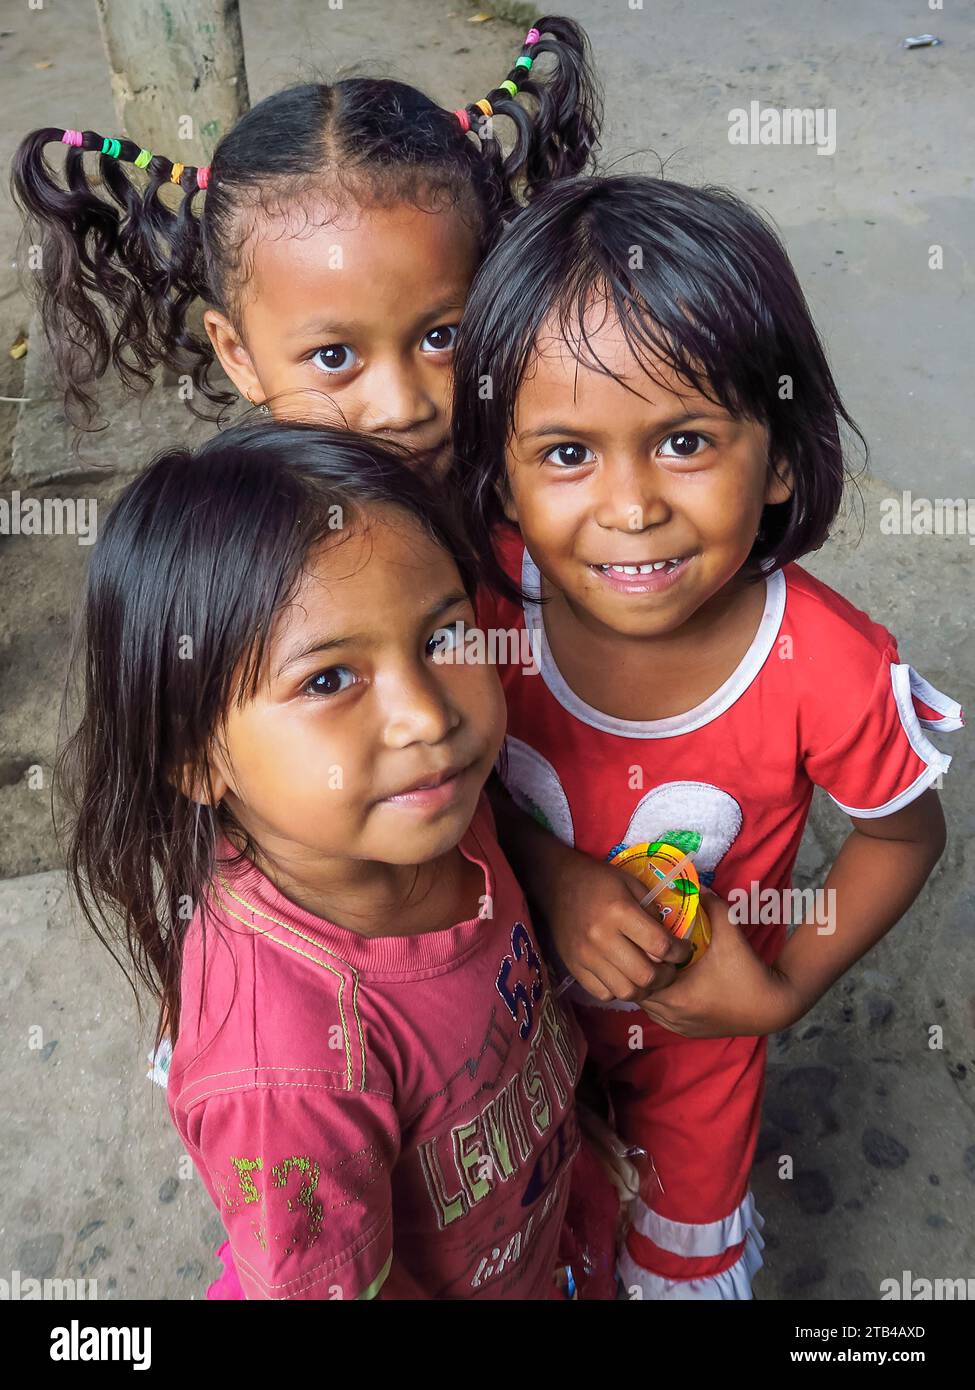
top-left (421, 325), bottom-right (458, 353)
top-left (426, 621), bottom-right (463, 661)
top-left (660, 431), bottom-right (707, 458)
top-left (306, 666), bottom-right (356, 697)
top-left (312, 344), bottom-right (357, 374)
top-left (544, 443), bottom-right (594, 468)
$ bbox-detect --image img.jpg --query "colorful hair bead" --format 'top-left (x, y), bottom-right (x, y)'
top-left (454, 107), bottom-right (471, 132)
top-left (525, 26), bottom-right (541, 46)
top-left (61, 129), bottom-right (83, 147)
top-left (515, 55), bottom-right (533, 70)
top-left (170, 162), bottom-right (185, 184)
top-left (475, 98), bottom-right (493, 118)
top-left (101, 137), bottom-right (122, 159)
top-left (499, 80), bottom-right (518, 98)
top-left (196, 164), bottom-right (210, 189)
top-left (134, 148), bottom-right (152, 168)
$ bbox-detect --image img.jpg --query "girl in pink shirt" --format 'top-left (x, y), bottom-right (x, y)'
top-left (58, 421), bottom-right (595, 1299)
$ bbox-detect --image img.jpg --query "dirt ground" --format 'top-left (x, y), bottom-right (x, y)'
top-left (0, 0), bottom-right (972, 1302)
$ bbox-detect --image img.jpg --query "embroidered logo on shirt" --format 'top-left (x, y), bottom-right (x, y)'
top-left (224, 1153), bottom-right (324, 1256)
top-left (495, 921), bottom-right (543, 1039)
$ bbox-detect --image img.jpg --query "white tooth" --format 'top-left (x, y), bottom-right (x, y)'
top-left (623, 566), bottom-right (639, 575)
top-left (652, 560), bottom-right (667, 570)
top-left (637, 564), bottom-right (653, 573)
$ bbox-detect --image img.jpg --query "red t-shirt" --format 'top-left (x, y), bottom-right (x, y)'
top-left (167, 796), bottom-right (586, 1299)
top-left (478, 527), bottom-right (963, 997)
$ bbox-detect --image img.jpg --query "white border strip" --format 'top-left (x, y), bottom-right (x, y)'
top-left (521, 550), bottom-right (786, 740)
top-left (630, 1190), bottom-right (759, 1257)
top-left (619, 1225), bottom-right (765, 1301)
top-left (907, 666), bottom-right (965, 732)
top-left (828, 664), bottom-right (954, 818)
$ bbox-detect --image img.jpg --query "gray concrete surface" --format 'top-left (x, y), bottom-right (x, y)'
top-left (0, 0), bottom-right (972, 1300)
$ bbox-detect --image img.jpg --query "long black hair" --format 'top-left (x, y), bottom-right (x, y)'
top-left (452, 173), bottom-right (864, 577)
top-left (57, 420), bottom-right (486, 1042)
top-left (12, 16), bottom-right (601, 425)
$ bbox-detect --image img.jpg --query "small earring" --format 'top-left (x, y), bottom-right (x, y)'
top-left (245, 392), bottom-right (271, 415)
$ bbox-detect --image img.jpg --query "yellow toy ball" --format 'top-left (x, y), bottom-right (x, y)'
top-left (609, 840), bottom-right (711, 966)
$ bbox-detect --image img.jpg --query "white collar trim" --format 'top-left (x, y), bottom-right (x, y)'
top-left (520, 550), bottom-right (787, 740)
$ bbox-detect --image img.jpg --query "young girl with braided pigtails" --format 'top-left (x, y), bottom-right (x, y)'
top-left (11, 18), bottom-right (600, 468)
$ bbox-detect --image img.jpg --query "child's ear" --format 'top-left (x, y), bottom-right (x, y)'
top-left (173, 762), bottom-right (229, 807)
top-left (765, 456), bottom-right (794, 506)
top-left (203, 309), bottom-right (265, 406)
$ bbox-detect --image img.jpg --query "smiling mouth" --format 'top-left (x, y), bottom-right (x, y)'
top-left (587, 555), bottom-right (693, 593)
top-left (592, 558), bottom-right (687, 575)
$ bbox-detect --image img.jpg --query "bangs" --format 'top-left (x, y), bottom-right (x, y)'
top-left (227, 498), bottom-right (370, 710)
top-left (495, 185), bottom-right (786, 442)
top-left (453, 174), bottom-right (860, 577)
top-left (520, 271), bottom-right (762, 430)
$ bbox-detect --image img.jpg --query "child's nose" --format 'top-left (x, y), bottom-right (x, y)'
top-left (362, 360), bottom-right (439, 438)
top-left (379, 666), bottom-right (459, 749)
top-left (594, 458), bottom-right (672, 532)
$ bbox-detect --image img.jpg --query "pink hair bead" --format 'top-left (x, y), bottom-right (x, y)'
top-left (525, 26), bottom-right (541, 46)
top-left (61, 129), bottom-right (83, 147)
top-left (454, 108), bottom-right (471, 132)
top-left (196, 165), bottom-right (211, 189)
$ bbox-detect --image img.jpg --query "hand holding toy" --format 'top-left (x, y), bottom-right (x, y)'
top-left (609, 840), bottom-right (712, 967)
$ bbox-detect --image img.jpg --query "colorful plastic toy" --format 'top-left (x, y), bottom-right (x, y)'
top-left (609, 840), bottom-right (712, 966)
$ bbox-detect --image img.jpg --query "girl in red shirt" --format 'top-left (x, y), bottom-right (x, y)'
top-left (451, 174), bottom-right (962, 1298)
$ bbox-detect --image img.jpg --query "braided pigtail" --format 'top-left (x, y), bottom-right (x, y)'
top-left (10, 127), bottom-right (220, 426)
top-left (452, 16), bottom-right (602, 216)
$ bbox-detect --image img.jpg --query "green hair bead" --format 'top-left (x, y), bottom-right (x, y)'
top-left (101, 137), bottom-right (122, 159)
top-left (500, 79), bottom-right (518, 98)
top-left (134, 148), bottom-right (152, 168)
top-left (515, 55), bottom-right (533, 70)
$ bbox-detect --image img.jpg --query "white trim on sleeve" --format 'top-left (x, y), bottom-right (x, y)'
top-left (826, 663), bottom-right (954, 819)
top-left (906, 666), bottom-right (965, 732)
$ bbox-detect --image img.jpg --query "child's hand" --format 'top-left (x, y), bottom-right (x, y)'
top-left (547, 852), bottom-right (694, 1002)
top-left (636, 892), bottom-right (802, 1038)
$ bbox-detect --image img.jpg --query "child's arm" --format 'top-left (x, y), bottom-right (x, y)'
top-left (488, 777), bottom-right (693, 1000)
top-left (190, 1085), bottom-right (403, 1300)
top-left (771, 788), bottom-right (946, 1018)
top-left (638, 790), bottom-right (946, 1038)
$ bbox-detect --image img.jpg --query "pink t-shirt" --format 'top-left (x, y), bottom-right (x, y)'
top-left (167, 796), bottom-right (586, 1300)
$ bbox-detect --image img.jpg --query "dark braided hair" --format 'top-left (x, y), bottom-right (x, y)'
top-left (11, 16), bottom-right (601, 428)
